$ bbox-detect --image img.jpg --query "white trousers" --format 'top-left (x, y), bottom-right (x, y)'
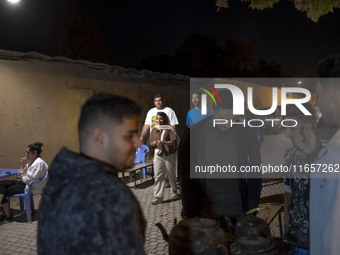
top-left (153, 152), bottom-right (177, 199)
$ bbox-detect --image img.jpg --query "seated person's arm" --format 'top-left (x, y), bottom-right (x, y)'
top-left (17, 156), bottom-right (28, 179)
top-left (21, 161), bottom-right (46, 184)
top-left (140, 124), bottom-right (150, 142)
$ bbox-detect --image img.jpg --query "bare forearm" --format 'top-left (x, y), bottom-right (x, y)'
top-left (162, 140), bottom-right (175, 146)
top-left (140, 124), bottom-right (150, 140)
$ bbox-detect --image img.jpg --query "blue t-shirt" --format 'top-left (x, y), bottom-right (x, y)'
top-left (186, 107), bottom-right (211, 126)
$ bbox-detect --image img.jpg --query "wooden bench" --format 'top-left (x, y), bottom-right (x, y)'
top-left (121, 162), bottom-right (154, 189)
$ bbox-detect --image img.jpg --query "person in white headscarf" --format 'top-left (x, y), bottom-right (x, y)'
top-left (149, 112), bottom-right (180, 205)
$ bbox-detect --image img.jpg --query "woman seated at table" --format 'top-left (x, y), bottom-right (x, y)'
top-left (0, 142), bottom-right (48, 222)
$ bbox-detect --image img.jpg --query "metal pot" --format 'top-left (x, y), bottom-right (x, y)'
top-left (156, 217), bottom-right (229, 255)
top-left (230, 236), bottom-right (279, 255)
top-left (230, 207), bottom-right (278, 255)
top-left (235, 214), bottom-right (271, 238)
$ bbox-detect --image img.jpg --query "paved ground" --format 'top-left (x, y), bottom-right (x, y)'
top-left (0, 133), bottom-right (287, 255)
top-left (0, 177), bottom-right (283, 255)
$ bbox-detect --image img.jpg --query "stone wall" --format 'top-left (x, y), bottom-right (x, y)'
top-left (0, 56), bottom-right (189, 168)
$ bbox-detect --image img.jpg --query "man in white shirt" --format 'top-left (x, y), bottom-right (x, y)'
top-left (139, 93), bottom-right (179, 142)
top-left (139, 94), bottom-right (179, 187)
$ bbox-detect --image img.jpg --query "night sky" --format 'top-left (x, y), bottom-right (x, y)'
top-left (0, 0), bottom-right (340, 76)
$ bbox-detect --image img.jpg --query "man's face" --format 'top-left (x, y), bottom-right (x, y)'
top-left (104, 116), bottom-right (139, 170)
top-left (192, 94), bottom-right (200, 108)
top-left (213, 108), bottom-right (234, 133)
top-left (156, 115), bottom-right (165, 125)
top-left (154, 97), bottom-right (164, 109)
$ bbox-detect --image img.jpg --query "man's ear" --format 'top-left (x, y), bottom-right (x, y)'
top-left (92, 128), bottom-right (108, 148)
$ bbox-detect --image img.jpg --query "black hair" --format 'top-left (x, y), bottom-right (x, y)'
top-left (212, 89), bottom-right (234, 112)
top-left (28, 142), bottom-right (43, 157)
top-left (191, 90), bottom-right (201, 96)
top-left (154, 93), bottom-right (164, 100)
top-left (78, 93), bottom-right (141, 145)
top-left (156, 112), bottom-right (170, 125)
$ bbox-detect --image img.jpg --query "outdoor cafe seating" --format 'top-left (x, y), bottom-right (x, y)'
top-left (0, 168), bottom-right (48, 223)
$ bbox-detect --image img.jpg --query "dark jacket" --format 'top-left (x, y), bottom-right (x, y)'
top-left (179, 116), bottom-right (262, 218)
top-left (38, 148), bottom-right (146, 255)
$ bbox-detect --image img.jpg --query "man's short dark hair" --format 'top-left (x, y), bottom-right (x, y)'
top-left (78, 93), bottom-right (141, 145)
top-left (212, 89), bottom-right (234, 112)
top-left (154, 93), bottom-right (164, 100)
top-left (191, 90), bottom-right (201, 96)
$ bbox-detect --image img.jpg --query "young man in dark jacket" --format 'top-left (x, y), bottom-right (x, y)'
top-left (38, 94), bottom-right (146, 255)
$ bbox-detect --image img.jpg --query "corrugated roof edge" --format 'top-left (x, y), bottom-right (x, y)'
top-left (0, 49), bottom-right (189, 82)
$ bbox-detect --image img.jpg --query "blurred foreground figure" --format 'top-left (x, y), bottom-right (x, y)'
top-left (283, 103), bottom-right (320, 251)
top-left (307, 56), bottom-right (340, 255)
top-left (38, 94), bottom-right (146, 255)
top-left (180, 90), bottom-right (262, 220)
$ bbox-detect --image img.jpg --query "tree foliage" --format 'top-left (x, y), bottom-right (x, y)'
top-left (216, 0), bottom-right (340, 22)
top-left (140, 34), bottom-right (287, 77)
top-left (55, 3), bottom-right (110, 63)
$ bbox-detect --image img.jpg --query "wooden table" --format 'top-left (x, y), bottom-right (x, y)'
top-left (122, 163), bottom-right (154, 189)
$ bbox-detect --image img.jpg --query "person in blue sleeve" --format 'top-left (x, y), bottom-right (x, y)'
top-left (186, 91), bottom-right (211, 127)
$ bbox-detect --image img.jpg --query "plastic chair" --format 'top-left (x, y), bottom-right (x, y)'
top-left (134, 144), bottom-right (149, 178)
top-left (8, 170), bottom-right (48, 222)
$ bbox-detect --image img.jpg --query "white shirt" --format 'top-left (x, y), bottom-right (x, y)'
top-left (19, 157), bottom-right (48, 194)
top-left (144, 107), bottom-right (179, 132)
top-left (310, 129), bottom-right (340, 255)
